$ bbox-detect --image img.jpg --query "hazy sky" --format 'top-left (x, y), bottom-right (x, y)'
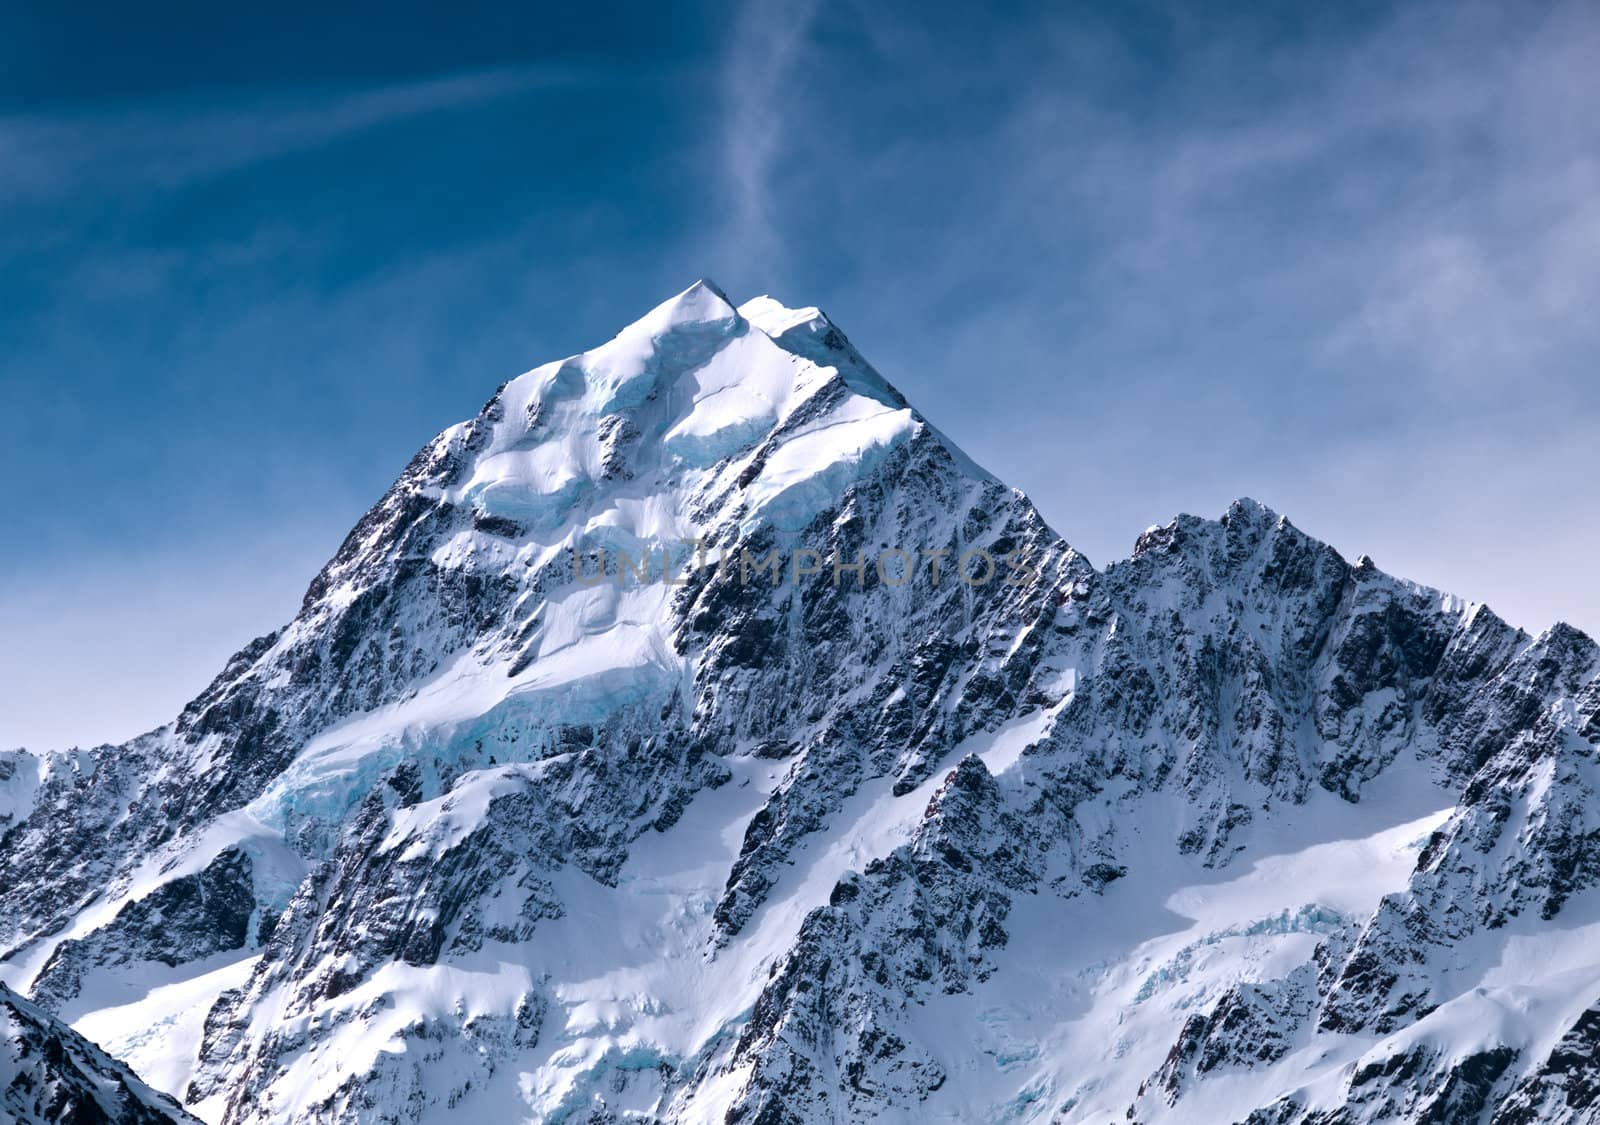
top-left (3, 0), bottom-right (1597, 752)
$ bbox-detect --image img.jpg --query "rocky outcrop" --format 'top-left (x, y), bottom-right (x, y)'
top-left (1, 982), bottom-right (200, 1124)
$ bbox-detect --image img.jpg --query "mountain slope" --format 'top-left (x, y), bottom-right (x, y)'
top-left (1, 981), bottom-right (200, 1124)
top-left (1, 281), bottom-right (1597, 1124)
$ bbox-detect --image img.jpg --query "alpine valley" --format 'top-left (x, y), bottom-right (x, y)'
top-left (3, 281), bottom-right (1598, 1125)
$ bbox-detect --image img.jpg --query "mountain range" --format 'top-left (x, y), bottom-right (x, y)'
top-left (3, 281), bottom-right (1597, 1124)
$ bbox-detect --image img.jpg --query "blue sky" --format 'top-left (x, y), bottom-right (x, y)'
top-left (2, 0), bottom-right (1597, 751)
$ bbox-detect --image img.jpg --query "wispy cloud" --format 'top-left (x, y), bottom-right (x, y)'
top-left (774, 0), bottom-right (1600, 397)
top-left (705, 0), bottom-right (1599, 637)
top-left (938, 0), bottom-right (1600, 388)
top-left (717, 0), bottom-right (822, 274)
top-left (1, 65), bottom-right (590, 205)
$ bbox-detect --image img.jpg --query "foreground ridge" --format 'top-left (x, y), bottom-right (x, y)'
top-left (1, 283), bottom-right (1597, 1124)
top-left (1, 982), bottom-right (201, 1124)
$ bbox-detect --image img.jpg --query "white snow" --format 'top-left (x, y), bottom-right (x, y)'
top-left (73, 954), bottom-right (260, 1117)
top-left (899, 792), bottom-right (1456, 1123)
top-left (0, 749), bottom-right (43, 827)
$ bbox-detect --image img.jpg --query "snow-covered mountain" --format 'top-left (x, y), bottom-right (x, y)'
top-left (3, 280), bottom-right (1598, 1124)
top-left (1, 981), bottom-right (200, 1124)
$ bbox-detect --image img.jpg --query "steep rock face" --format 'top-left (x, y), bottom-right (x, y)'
top-left (716, 756), bottom-right (1037, 1123)
top-left (1121, 608), bottom-right (1600, 1124)
top-left (1, 281), bottom-right (1597, 1124)
top-left (1492, 1002), bottom-right (1600, 1123)
top-left (1317, 627), bottom-right (1600, 1040)
top-left (1, 982), bottom-right (200, 1124)
top-left (31, 848), bottom-right (256, 1012)
top-left (1149, 970), bottom-right (1319, 1104)
top-left (703, 492), bottom-right (1598, 1125)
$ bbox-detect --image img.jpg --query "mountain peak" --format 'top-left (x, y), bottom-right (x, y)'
top-left (738, 293), bottom-right (829, 338)
top-left (1223, 495), bottom-right (1282, 527)
top-left (623, 277), bottom-right (741, 340)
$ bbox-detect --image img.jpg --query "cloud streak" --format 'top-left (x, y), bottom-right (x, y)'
top-left (0, 65), bottom-right (594, 205)
top-left (717, 0), bottom-right (822, 275)
top-left (710, 0), bottom-right (1600, 638)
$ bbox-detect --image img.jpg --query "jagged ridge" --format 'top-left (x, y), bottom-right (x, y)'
top-left (0, 282), bottom-right (1596, 1124)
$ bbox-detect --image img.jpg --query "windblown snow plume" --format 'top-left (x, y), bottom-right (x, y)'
top-left (2, 281), bottom-right (1597, 1123)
